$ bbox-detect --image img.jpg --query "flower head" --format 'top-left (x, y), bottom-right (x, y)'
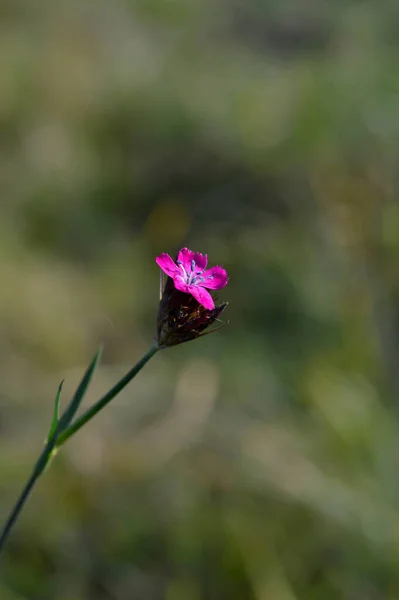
top-left (155, 248), bottom-right (229, 348)
top-left (156, 247), bottom-right (228, 310)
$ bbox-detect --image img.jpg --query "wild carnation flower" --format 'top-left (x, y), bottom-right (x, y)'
top-left (155, 248), bottom-right (229, 348)
top-left (156, 248), bottom-right (228, 310)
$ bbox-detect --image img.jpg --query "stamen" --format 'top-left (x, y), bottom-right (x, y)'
top-left (191, 259), bottom-right (196, 272)
top-left (177, 260), bottom-right (189, 282)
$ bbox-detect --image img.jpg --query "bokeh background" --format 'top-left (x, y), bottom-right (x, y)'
top-left (2, 1), bottom-right (399, 598)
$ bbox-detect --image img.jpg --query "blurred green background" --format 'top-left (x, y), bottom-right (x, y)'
top-left (2, 0), bottom-right (399, 598)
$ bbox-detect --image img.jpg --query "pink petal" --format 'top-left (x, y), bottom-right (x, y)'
top-left (189, 285), bottom-right (215, 310)
top-left (174, 276), bottom-right (215, 310)
top-left (200, 266), bottom-right (228, 290)
top-left (173, 276), bottom-right (192, 294)
top-left (156, 253), bottom-right (179, 278)
top-left (177, 247), bottom-right (207, 273)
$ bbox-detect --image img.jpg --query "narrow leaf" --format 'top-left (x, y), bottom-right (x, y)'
top-left (58, 347), bottom-right (102, 431)
top-left (47, 380), bottom-right (64, 442)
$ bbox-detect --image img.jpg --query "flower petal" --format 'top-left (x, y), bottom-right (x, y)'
top-left (200, 266), bottom-right (228, 290)
top-left (174, 275), bottom-right (215, 310)
top-left (156, 253), bottom-right (179, 277)
top-left (177, 247), bottom-right (208, 273)
top-left (189, 285), bottom-right (215, 310)
top-left (173, 275), bottom-right (192, 294)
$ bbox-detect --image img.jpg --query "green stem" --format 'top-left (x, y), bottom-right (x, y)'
top-left (56, 344), bottom-right (159, 447)
top-left (0, 343), bottom-right (159, 556)
top-left (0, 437), bottom-right (56, 556)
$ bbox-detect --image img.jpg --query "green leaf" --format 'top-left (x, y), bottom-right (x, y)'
top-left (58, 347), bottom-right (102, 431)
top-left (47, 380), bottom-right (64, 442)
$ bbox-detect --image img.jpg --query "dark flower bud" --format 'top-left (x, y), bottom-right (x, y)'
top-left (156, 275), bottom-right (227, 348)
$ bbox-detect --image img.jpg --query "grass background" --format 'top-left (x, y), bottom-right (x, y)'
top-left (2, 0), bottom-right (399, 598)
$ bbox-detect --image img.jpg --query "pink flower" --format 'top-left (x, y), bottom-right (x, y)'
top-left (156, 248), bottom-right (228, 310)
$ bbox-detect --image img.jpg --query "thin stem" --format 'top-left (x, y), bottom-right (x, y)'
top-left (56, 344), bottom-right (159, 447)
top-left (0, 437), bottom-right (56, 555)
